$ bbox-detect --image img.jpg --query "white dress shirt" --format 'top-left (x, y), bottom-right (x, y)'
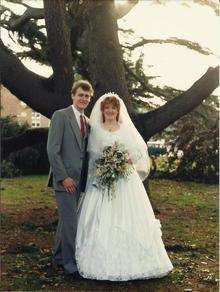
top-left (71, 105), bottom-right (84, 129)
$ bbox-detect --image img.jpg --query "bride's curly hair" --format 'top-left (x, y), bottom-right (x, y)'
top-left (101, 96), bottom-right (120, 122)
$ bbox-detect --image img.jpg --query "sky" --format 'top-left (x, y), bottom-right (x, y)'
top-left (2, 0), bottom-right (220, 96)
top-left (118, 0), bottom-right (219, 93)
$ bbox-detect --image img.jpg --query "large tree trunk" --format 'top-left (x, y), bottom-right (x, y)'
top-left (84, 0), bottom-right (131, 112)
top-left (43, 0), bottom-right (73, 98)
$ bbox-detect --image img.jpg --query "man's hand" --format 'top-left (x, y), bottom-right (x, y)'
top-left (62, 177), bottom-right (77, 193)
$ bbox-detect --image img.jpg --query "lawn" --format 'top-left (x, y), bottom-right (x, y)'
top-left (0, 175), bottom-right (218, 291)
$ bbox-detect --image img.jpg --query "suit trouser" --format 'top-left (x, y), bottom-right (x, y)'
top-left (53, 190), bottom-right (78, 274)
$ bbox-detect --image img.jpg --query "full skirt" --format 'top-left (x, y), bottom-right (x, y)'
top-left (76, 170), bottom-right (173, 281)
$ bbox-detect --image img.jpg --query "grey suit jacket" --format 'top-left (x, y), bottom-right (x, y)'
top-left (47, 105), bottom-right (88, 193)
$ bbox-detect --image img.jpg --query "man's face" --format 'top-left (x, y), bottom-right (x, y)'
top-left (72, 87), bottom-right (91, 111)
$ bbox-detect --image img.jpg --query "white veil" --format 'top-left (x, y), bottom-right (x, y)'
top-left (88, 92), bottom-right (151, 181)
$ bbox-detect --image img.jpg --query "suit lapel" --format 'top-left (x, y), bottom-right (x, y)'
top-left (64, 106), bottom-right (83, 151)
top-left (79, 115), bottom-right (90, 145)
top-left (83, 117), bottom-right (90, 141)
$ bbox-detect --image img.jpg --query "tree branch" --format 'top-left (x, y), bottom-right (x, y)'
top-left (1, 5), bottom-right (47, 56)
top-left (123, 61), bottom-right (168, 99)
top-left (0, 5), bottom-right (8, 16)
top-left (16, 49), bottom-right (49, 65)
top-left (137, 66), bottom-right (219, 140)
top-left (153, 0), bottom-right (218, 15)
top-left (126, 37), bottom-right (214, 56)
top-left (8, 7), bottom-right (44, 29)
top-left (0, 39), bottom-right (68, 118)
top-left (192, 0), bottom-right (219, 15)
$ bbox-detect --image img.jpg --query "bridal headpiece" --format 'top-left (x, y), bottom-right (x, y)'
top-left (98, 92), bottom-right (120, 101)
top-left (90, 92), bottom-right (124, 125)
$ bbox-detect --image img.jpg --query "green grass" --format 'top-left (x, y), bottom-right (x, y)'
top-left (1, 175), bottom-right (52, 207)
top-left (1, 176), bottom-right (218, 291)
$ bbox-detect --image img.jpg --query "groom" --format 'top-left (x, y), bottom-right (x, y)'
top-left (47, 80), bottom-right (93, 276)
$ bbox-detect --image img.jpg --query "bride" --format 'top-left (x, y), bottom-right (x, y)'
top-left (76, 93), bottom-right (173, 281)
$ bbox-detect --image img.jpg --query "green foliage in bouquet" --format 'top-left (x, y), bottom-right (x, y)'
top-left (95, 142), bottom-right (133, 200)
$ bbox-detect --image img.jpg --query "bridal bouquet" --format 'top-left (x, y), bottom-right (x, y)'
top-left (95, 142), bottom-right (133, 200)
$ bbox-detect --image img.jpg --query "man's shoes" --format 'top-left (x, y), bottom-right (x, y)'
top-left (64, 271), bottom-right (83, 280)
top-left (52, 262), bottom-right (64, 271)
top-left (72, 271), bottom-right (83, 279)
top-left (53, 261), bottom-right (81, 278)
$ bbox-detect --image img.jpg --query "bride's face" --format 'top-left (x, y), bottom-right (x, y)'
top-left (103, 104), bottom-right (119, 122)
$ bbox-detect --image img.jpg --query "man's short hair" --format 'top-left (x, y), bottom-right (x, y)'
top-left (71, 80), bottom-right (94, 96)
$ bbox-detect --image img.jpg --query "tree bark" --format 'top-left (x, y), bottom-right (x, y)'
top-left (83, 0), bottom-right (130, 112)
top-left (8, 7), bottom-right (44, 29)
top-left (43, 0), bottom-right (73, 98)
top-left (0, 39), bottom-right (65, 118)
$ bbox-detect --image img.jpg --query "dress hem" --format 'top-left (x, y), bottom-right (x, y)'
top-left (76, 266), bottom-right (173, 282)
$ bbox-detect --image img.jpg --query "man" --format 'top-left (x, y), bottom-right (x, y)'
top-left (47, 80), bottom-right (93, 276)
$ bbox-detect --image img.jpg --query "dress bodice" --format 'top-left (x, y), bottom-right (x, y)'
top-left (96, 126), bottom-right (125, 148)
top-left (87, 124), bottom-right (151, 181)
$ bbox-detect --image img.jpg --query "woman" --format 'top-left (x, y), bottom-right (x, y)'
top-left (76, 93), bottom-right (173, 281)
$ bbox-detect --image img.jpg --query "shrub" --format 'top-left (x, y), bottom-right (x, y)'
top-left (10, 144), bottom-right (49, 175)
top-left (1, 115), bottom-right (28, 138)
top-left (1, 115), bottom-right (49, 175)
top-left (1, 160), bottom-right (21, 178)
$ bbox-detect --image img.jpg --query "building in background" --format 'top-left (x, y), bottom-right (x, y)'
top-left (1, 86), bottom-right (50, 128)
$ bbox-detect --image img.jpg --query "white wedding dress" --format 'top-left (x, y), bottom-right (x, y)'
top-left (76, 124), bottom-right (173, 281)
